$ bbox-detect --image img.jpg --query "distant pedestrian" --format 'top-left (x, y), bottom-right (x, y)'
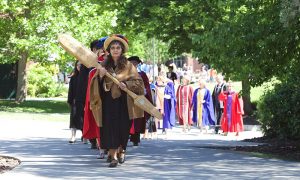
top-left (67, 61), bottom-right (83, 143)
top-left (192, 79), bottom-right (215, 133)
top-left (166, 65), bottom-right (177, 83)
top-left (199, 65), bottom-right (208, 82)
top-left (128, 56), bottom-right (153, 146)
top-left (154, 76), bottom-right (165, 132)
top-left (212, 74), bottom-right (227, 134)
top-left (218, 81), bottom-right (244, 136)
top-left (143, 78), bottom-right (158, 139)
top-left (162, 80), bottom-right (176, 136)
top-left (176, 75), bottom-right (193, 132)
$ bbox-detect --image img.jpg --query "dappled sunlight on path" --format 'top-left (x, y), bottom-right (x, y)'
top-left (0, 117), bottom-right (299, 179)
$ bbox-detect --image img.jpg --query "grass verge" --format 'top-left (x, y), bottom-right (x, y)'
top-left (0, 100), bottom-right (69, 113)
top-left (0, 111), bottom-right (69, 122)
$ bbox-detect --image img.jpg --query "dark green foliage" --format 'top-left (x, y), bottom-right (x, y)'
top-left (257, 0), bottom-right (300, 139)
top-left (109, 1), bottom-right (300, 116)
top-left (258, 65), bottom-right (300, 140)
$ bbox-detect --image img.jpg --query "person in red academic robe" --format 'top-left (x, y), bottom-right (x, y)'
top-left (218, 81), bottom-right (244, 136)
top-left (83, 37), bottom-right (108, 158)
top-left (128, 56), bottom-right (153, 146)
top-left (176, 75), bottom-right (193, 132)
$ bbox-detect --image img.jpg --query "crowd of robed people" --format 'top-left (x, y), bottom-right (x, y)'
top-left (67, 34), bottom-right (244, 168)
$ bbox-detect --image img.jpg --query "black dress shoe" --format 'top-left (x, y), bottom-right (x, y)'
top-left (106, 155), bottom-right (112, 163)
top-left (104, 149), bottom-right (108, 154)
top-left (117, 150), bottom-right (126, 164)
top-left (108, 159), bottom-right (118, 168)
top-left (68, 140), bottom-right (75, 144)
top-left (118, 154), bottom-right (126, 164)
top-left (90, 144), bottom-right (97, 149)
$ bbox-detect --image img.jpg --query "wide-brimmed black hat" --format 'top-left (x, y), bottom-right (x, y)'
top-left (128, 56), bottom-right (143, 64)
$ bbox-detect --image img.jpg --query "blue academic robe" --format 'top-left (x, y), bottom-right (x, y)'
top-left (192, 88), bottom-right (216, 126)
top-left (163, 82), bottom-right (176, 129)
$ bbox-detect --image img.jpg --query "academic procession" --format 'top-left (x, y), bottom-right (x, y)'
top-left (65, 34), bottom-right (244, 168)
top-left (1, 1), bottom-right (300, 178)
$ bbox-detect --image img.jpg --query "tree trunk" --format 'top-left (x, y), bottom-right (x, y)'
top-left (241, 77), bottom-right (253, 115)
top-left (15, 52), bottom-right (28, 103)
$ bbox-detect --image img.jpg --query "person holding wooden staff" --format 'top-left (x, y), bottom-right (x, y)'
top-left (89, 34), bottom-right (145, 168)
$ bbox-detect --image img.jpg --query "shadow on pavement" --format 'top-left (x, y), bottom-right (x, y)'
top-left (1, 137), bottom-right (300, 179)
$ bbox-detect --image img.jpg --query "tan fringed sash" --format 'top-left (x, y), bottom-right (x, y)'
top-left (89, 61), bottom-right (145, 127)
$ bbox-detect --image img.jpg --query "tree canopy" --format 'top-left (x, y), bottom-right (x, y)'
top-left (0, 0), bottom-right (116, 66)
top-left (0, 0), bottom-right (119, 101)
top-left (1, 0), bottom-right (300, 105)
top-left (109, 0), bottom-right (300, 87)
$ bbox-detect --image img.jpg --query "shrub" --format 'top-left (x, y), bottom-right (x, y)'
top-left (258, 69), bottom-right (300, 140)
top-left (27, 64), bottom-right (67, 98)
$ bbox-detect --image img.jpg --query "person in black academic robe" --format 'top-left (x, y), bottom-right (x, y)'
top-left (92, 35), bottom-right (144, 168)
top-left (166, 65), bottom-right (177, 83)
top-left (128, 56), bottom-right (153, 146)
top-left (212, 74), bottom-right (227, 134)
top-left (67, 61), bottom-right (83, 143)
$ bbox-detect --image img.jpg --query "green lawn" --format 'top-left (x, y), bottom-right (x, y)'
top-left (251, 79), bottom-right (279, 102)
top-left (0, 111), bottom-right (69, 122)
top-left (0, 100), bottom-right (70, 122)
top-left (0, 100), bottom-right (69, 113)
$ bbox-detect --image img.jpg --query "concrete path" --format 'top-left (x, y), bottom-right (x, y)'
top-left (0, 114), bottom-right (299, 180)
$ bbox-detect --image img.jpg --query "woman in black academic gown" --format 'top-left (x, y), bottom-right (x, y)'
top-left (67, 61), bottom-right (83, 143)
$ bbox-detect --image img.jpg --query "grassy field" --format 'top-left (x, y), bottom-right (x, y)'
top-left (0, 111), bottom-right (69, 122)
top-left (0, 100), bottom-right (69, 113)
top-left (0, 99), bottom-right (70, 122)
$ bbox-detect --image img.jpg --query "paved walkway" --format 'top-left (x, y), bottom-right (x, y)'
top-left (1, 115), bottom-right (300, 179)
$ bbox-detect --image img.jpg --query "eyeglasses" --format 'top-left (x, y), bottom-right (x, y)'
top-left (110, 46), bottom-right (122, 51)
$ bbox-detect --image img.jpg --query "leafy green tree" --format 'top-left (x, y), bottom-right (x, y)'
top-left (126, 33), bottom-right (170, 64)
top-left (256, 0), bottom-right (300, 140)
top-left (0, 0), bottom-right (115, 102)
top-left (104, 0), bottom-right (300, 114)
top-left (193, 1), bottom-right (300, 114)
